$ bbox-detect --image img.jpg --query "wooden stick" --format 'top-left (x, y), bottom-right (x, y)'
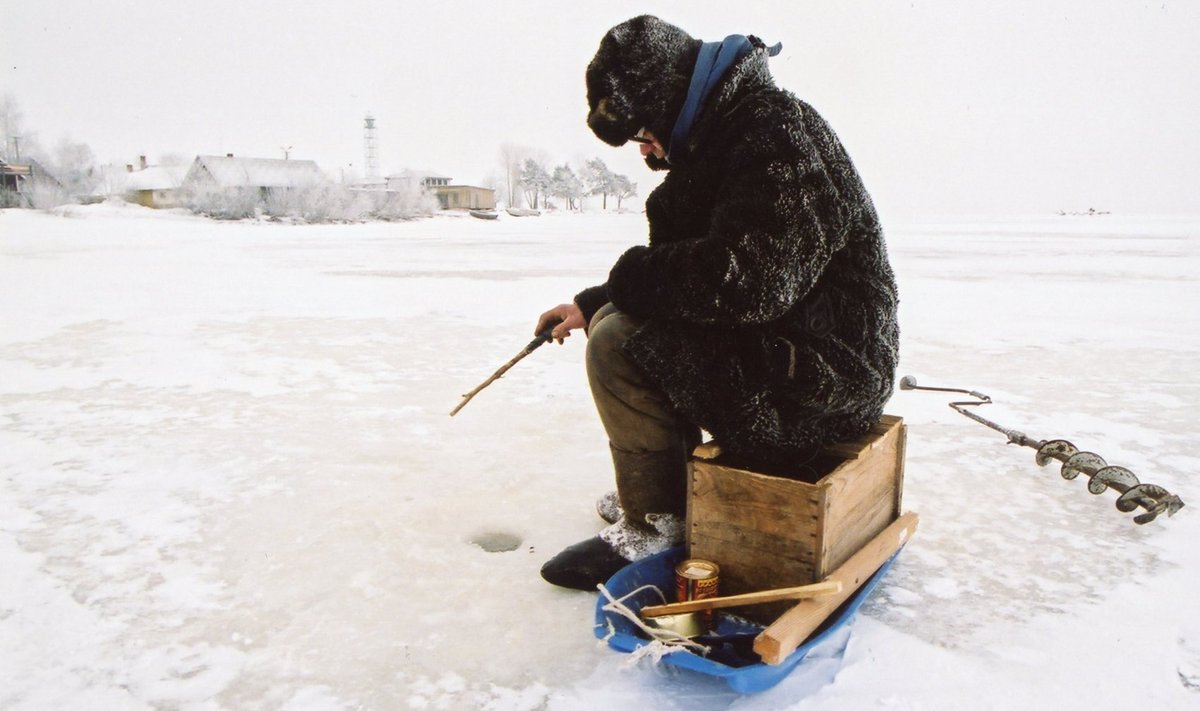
top-left (640, 580), bottom-right (842, 618)
top-left (449, 327), bottom-right (555, 416)
top-left (754, 511), bottom-right (919, 665)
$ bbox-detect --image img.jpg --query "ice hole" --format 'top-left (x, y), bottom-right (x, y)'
top-left (470, 531), bottom-right (522, 553)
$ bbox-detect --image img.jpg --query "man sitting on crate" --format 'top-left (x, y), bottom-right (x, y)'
top-left (536, 15), bottom-right (899, 590)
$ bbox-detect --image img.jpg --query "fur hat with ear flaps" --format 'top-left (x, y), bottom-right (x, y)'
top-left (585, 15), bottom-right (701, 167)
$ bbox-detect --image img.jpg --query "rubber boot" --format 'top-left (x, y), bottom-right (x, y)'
top-left (596, 490), bottom-right (622, 524)
top-left (609, 445), bottom-right (687, 527)
top-left (595, 427), bottom-right (700, 523)
top-left (541, 446), bottom-right (688, 591)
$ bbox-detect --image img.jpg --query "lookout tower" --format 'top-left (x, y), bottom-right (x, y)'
top-left (363, 115), bottom-right (379, 179)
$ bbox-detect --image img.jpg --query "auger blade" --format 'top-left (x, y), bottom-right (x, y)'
top-left (1036, 439), bottom-right (1078, 467)
top-left (1115, 483), bottom-right (1171, 514)
top-left (1133, 509), bottom-right (1163, 525)
top-left (1061, 452), bottom-right (1106, 481)
top-left (1087, 466), bottom-right (1139, 496)
top-left (1131, 490), bottom-right (1185, 525)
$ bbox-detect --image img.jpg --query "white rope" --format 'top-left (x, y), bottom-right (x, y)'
top-left (595, 582), bottom-right (711, 663)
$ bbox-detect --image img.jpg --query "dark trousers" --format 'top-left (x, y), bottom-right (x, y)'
top-left (585, 304), bottom-right (698, 521)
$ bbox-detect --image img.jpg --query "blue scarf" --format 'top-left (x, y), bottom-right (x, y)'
top-left (667, 35), bottom-right (782, 163)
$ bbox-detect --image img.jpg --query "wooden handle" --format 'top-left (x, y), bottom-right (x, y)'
top-left (692, 442), bottom-right (723, 460)
top-left (640, 580), bottom-right (842, 618)
top-left (753, 511), bottom-right (919, 665)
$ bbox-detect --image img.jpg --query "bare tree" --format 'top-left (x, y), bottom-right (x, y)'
top-left (481, 169), bottom-right (505, 197)
top-left (498, 143), bottom-right (530, 208)
top-left (0, 93), bottom-right (40, 162)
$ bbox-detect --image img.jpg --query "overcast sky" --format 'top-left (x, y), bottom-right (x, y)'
top-left (4, 0), bottom-right (1198, 217)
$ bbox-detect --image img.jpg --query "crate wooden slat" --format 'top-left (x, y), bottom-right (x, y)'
top-left (686, 415), bottom-right (906, 624)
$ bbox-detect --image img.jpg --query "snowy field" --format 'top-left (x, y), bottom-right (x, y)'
top-left (2, 203), bottom-right (1198, 710)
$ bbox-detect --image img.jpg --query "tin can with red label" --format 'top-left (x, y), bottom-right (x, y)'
top-left (675, 558), bottom-right (720, 627)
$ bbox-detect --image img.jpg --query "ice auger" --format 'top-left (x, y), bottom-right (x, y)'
top-left (899, 375), bottom-right (1185, 524)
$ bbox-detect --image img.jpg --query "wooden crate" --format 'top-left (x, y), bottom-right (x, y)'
top-left (686, 415), bottom-right (906, 623)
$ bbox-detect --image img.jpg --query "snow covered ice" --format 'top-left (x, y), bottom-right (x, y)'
top-left (2, 204), bottom-right (1198, 709)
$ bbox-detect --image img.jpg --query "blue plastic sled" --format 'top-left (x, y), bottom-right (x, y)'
top-left (593, 547), bottom-right (902, 694)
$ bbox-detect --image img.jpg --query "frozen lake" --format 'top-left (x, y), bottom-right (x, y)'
top-left (2, 204), bottom-right (1198, 709)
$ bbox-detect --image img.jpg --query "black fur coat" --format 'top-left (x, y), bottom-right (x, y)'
top-left (577, 16), bottom-right (899, 461)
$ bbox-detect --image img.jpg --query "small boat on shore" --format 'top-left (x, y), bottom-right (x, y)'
top-left (505, 207), bottom-right (541, 217)
top-left (469, 210), bottom-right (499, 220)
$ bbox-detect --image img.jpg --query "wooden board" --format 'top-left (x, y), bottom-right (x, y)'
top-left (754, 512), bottom-right (919, 665)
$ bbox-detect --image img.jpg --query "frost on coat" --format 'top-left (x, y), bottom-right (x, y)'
top-left (578, 17), bottom-right (899, 462)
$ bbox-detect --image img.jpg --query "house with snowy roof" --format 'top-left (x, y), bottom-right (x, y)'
top-left (1, 157), bottom-right (63, 207)
top-left (122, 159), bottom-right (190, 208)
top-left (181, 154), bottom-right (325, 198)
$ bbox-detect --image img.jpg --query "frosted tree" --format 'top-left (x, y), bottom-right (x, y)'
top-left (613, 174), bottom-right (637, 210)
top-left (549, 163), bottom-right (584, 211)
top-left (584, 157), bottom-right (616, 210)
top-left (364, 179), bottom-right (438, 221)
top-left (520, 158), bottom-right (550, 210)
top-left (51, 137), bottom-right (97, 197)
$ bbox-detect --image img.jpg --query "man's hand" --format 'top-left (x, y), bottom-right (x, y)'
top-left (536, 303), bottom-right (586, 344)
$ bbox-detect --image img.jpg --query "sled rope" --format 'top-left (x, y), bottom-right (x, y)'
top-left (900, 375), bottom-right (1185, 524)
top-left (596, 582), bottom-right (710, 660)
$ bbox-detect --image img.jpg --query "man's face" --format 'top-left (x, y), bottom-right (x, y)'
top-left (630, 129), bottom-right (666, 161)
top-left (585, 16), bottom-right (687, 171)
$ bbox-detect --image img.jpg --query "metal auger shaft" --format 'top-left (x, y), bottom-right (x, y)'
top-left (899, 375), bottom-right (1185, 524)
